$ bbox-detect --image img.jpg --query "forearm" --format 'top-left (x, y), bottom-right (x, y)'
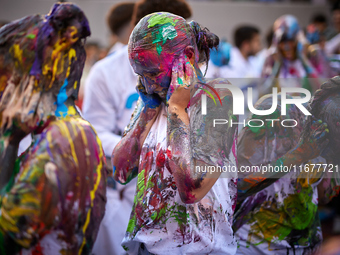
top-left (113, 106), bottom-right (159, 184)
top-left (0, 138), bottom-right (19, 191)
top-left (238, 148), bottom-right (305, 200)
top-left (167, 106), bottom-right (220, 203)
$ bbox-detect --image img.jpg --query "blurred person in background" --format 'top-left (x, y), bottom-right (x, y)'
top-left (261, 15), bottom-right (327, 94)
top-left (311, 13), bottom-right (337, 41)
top-left (224, 25), bottom-right (262, 78)
top-left (324, 2), bottom-right (340, 56)
top-left (85, 1), bottom-right (192, 254)
top-left (107, 2), bottom-right (135, 54)
top-left (204, 39), bottom-right (232, 78)
top-left (77, 41), bottom-right (101, 109)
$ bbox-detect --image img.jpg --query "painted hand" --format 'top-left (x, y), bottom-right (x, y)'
top-left (296, 119), bottom-right (329, 160)
top-left (167, 54), bottom-right (196, 109)
top-left (0, 76), bottom-right (47, 144)
top-left (136, 76), bottom-right (162, 109)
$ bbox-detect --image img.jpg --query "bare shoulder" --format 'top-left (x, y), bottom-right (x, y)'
top-left (41, 117), bottom-right (103, 153)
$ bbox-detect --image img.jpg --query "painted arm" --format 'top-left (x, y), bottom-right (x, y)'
top-left (260, 54), bottom-right (281, 96)
top-left (167, 56), bottom-right (237, 204)
top-left (238, 119), bottom-right (329, 200)
top-left (113, 78), bottom-right (161, 184)
top-left (0, 77), bottom-right (43, 191)
top-left (297, 42), bottom-right (321, 92)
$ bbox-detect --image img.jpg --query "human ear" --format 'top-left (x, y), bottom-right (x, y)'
top-left (184, 46), bottom-right (195, 64)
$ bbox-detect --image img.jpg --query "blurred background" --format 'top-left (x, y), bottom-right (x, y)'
top-left (0, 0), bottom-right (331, 49)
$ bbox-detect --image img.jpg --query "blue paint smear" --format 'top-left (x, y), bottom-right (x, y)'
top-left (125, 93), bottom-right (139, 109)
top-left (55, 79), bottom-right (68, 117)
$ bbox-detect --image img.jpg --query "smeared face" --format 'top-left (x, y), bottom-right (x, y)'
top-left (129, 45), bottom-right (177, 99)
top-left (128, 12), bottom-right (195, 99)
top-left (278, 40), bottom-right (297, 61)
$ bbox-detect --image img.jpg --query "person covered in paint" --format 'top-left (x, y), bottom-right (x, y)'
top-left (85, 1), bottom-right (193, 255)
top-left (0, 3), bottom-right (107, 254)
top-left (305, 76), bottom-right (340, 205)
top-left (113, 12), bottom-right (238, 255)
top-left (234, 94), bottom-right (328, 254)
top-left (261, 15), bottom-right (332, 95)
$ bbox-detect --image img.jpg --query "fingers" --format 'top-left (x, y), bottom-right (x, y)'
top-left (310, 119), bottom-right (329, 144)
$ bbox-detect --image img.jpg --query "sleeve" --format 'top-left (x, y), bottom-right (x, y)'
top-left (82, 63), bottom-right (122, 156)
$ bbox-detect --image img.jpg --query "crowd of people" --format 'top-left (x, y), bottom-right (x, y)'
top-left (1, 0), bottom-right (340, 254)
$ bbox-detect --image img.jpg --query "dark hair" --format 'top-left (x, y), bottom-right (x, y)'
top-left (189, 21), bottom-right (219, 65)
top-left (234, 26), bottom-right (260, 49)
top-left (107, 2), bottom-right (135, 35)
top-left (312, 13), bottom-right (327, 24)
top-left (132, 0), bottom-right (192, 26)
top-left (332, 1), bottom-right (340, 12)
top-left (266, 27), bottom-right (274, 48)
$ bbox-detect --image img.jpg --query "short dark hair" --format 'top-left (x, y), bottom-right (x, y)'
top-left (332, 1), bottom-right (340, 12)
top-left (234, 26), bottom-right (260, 49)
top-left (132, 0), bottom-right (192, 26)
top-left (107, 2), bottom-right (135, 35)
top-left (266, 27), bottom-right (274, 48)
top-left (312, 13), bottom-right (327, 24)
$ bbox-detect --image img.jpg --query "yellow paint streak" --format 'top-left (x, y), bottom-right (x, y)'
top-left (78, 136), bottom-right (103, 255)
top-left (66, 48), bottom-right (76, 78)
top-left (57, 121), bottom-right (79, 168)
top-left (48, 27), bottom-right (78, 88)
top-left (12, 44), bottom-right (23, 64)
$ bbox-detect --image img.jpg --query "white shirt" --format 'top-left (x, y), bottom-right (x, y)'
top-left (83, 46), bottom-right (138, 255)
top-left (83, 46), bottom-right (139, 156)
top-left (222, 47), bottom-right (260, 78)
top-left (122, 104), bottom-right (237, 255)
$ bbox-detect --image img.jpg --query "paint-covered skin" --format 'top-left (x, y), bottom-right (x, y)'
top-left (0, 3), bottom-right (107, 254)
top-left (237, 116), bottom-right (328, 199)
top-left (261, 15), bottom-right (328, 94)
top-left (305, 77), bottom-right (340, 205)
top-left (120, 78), bottom-right (238, 254)
top-left (234, 95), bottom-right (326, 252)
top-left (113, 12), bottom-right (238, 254)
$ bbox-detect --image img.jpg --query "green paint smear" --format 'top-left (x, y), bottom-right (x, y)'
top-left (26, 34), bottom-right (36, 39)
top-left (151, 24), bottom-right (177, 45)
top-left (177, 77), bottom-right (183, 85)
top-left (249, 185), bottom-right (317, 243)
top-left (156, 44), bottom-right (162, 55)
top-left (122, 245), bottom-right (129, 251)
top-left (148, 14), bottom-right (177, 28)
top-left (126, 217), bottom-right (136, 234)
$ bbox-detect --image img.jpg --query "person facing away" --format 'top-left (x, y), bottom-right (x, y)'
top-left (0, 3), bottom-right (107, 254)
top-left (112, 12), bottom-right (238, 255)
top-left (85, 1), bottom-right (192, 255)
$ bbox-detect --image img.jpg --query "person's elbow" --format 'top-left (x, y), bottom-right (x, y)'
top-left (178, 187), bottom-right (205, 204)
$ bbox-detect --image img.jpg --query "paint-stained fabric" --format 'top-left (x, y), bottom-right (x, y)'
top-left (0, 115), bottom-right (107, 254)
top-left (121, 104), bottom-right (237, 255)
top-left (234, 95), bottom-right (324, 254)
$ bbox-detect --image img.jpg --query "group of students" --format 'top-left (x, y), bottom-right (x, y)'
top-left (0, 0), bottom-right (340, 255)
